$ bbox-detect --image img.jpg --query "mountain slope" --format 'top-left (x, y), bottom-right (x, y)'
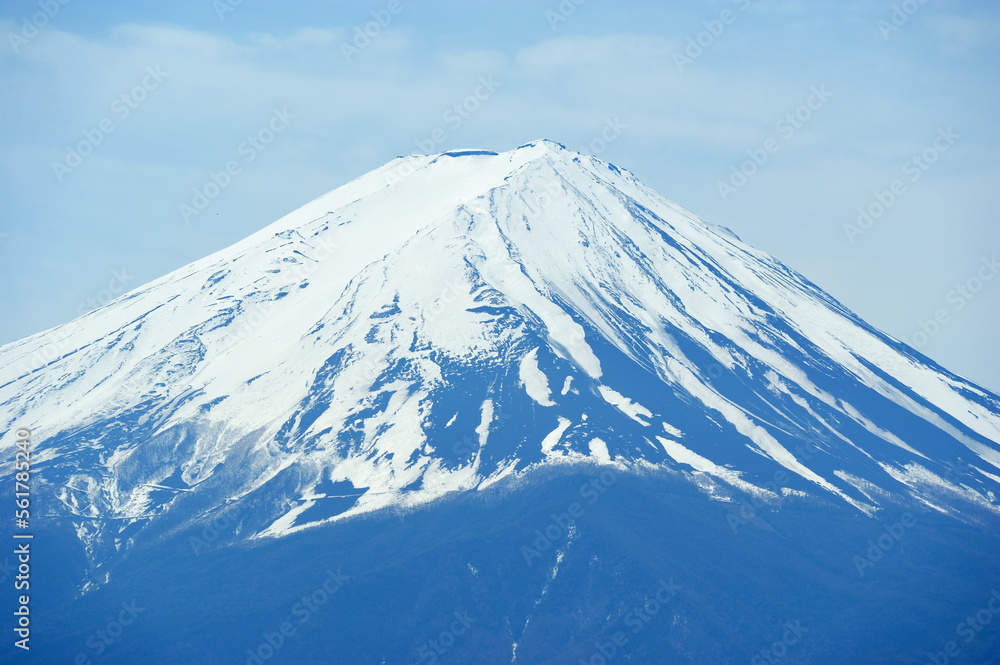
top-left (2, 139), bottom-right (999, 589)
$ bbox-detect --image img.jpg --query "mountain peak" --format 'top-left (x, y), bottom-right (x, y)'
top-left (516, 138), bottom-right (570, 151)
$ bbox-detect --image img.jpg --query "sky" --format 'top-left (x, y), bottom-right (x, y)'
top-left (0, 0), bottom-right (997, 391)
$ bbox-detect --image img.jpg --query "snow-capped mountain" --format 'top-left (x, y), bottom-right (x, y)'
top-left (3, 140), bottom-right (999, 582)
top-left (5, 140), bottom-right (1000, 665)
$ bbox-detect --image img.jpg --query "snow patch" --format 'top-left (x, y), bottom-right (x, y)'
top-left (588, 437), bottom-right (611, 463)
top-left (598, 385), bottom-right (652, 425)
top-left (542, 417), bottom-right (573, 455)
top-left (657, 436), bottom-right (771, 498)
top-left (877, 462), bottom-right (1000, 516)
top-left (519, 347), bottom-right (555, 407)
top-left (661, 422), bottom-right (682, 438)
top-left (476, 399), bottom-right (494, 448)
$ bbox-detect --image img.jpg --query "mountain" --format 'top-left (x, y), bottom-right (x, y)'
top-left (3, 140), bottom-right (999, 664)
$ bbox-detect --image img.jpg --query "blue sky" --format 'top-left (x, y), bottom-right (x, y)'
top-left (1, 0), bottom-right (997, 390)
